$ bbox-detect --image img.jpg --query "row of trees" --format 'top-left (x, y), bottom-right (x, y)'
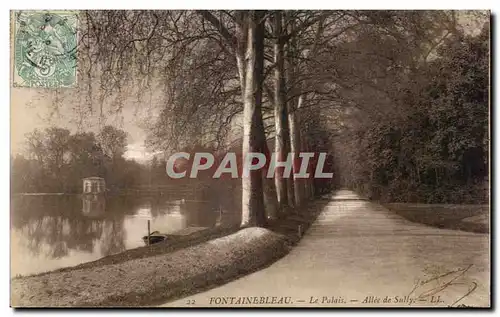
top-left (11, 125), bottom-right (143, 193)
top-left (42, 10), bottom-right (488, 226)
top-left (78, 10), bottom-right (340, 226)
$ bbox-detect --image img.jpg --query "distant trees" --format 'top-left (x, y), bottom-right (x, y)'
top-left (12, 125), bottom-right (144, 193)
top-left (330, 22), bottom-right (489, 203)
top-left (98, 126), bottom-right (127, 160)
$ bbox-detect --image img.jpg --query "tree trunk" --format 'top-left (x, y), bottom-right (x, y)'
top-left (262, 142), bottom-right (279, 220)
top-left (291, 16), bottom-right (325, 202)
top-left (284, 13), bottom-right (296, 209)
top-left (273, 10), bottom-right (290, 211)
top-left (302, 135), bottom-right (314, 198)
top-left (286, 14), bottom-right (303, 208)
top-left (239, 11), bottom-right (266, 227)
top-left (289, 96), bottom-right (303, 206)
top-left (258, 14), bottom-right (279, 220)
top-left (252, 11), bottom-right (268, 225)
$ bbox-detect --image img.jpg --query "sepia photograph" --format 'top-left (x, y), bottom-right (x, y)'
top-left (9, 8), bottom-right (490, 308)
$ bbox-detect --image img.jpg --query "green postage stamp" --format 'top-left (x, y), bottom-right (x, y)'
top-left (13, 11), bottom-right (78, 88)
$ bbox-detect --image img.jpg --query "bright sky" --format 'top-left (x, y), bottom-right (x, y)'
top-left (10, 86), bottom-right (152, 161)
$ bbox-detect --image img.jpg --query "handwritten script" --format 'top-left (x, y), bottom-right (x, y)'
top-left (408, 264), bottom-right (477, 307)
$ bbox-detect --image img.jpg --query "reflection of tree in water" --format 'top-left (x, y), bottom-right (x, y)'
top-left (99, 216), bottom-right (126, 256)
top-left (148, 195), bottom-right (169, 218)
top-left (182, 200), bottom-right (216, 227)
top-left (19, 215), bottom-right (105, 258)
top-left (11, 195), bottom-right (134, 259)
top-left (178, 180), bottom-right (241, 227)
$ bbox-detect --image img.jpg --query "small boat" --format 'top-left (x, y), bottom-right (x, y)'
top-left (142, 231), bottom-right (168, 245)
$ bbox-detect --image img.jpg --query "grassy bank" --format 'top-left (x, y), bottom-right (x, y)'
top-left (11, 228), bottom-right (291, 307)
top-left (384, 203), bottom-right (489, 234)
top-left (15, 225), bottom-right (240, 279)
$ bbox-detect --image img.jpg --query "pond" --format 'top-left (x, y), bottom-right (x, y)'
top-left (11, 186), bottom-right (241, 276)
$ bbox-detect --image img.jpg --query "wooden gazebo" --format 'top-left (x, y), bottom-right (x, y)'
top-left (82, 176), bottom-right (106, 194)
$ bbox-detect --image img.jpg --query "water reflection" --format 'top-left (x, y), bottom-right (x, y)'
top-left (82, 195), bottom-right (106, 218)
top-left (11, 183), bottom-right (240, 276)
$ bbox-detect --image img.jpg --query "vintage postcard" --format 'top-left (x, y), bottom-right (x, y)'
top-left (10, 10), bottom-right (490, 308)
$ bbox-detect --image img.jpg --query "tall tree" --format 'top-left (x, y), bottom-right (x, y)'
top-left (98, 125), bottom-right (128, 160)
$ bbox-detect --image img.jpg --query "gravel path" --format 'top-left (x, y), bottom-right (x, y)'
top-left (162, 190), bottom-right (490, 308)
